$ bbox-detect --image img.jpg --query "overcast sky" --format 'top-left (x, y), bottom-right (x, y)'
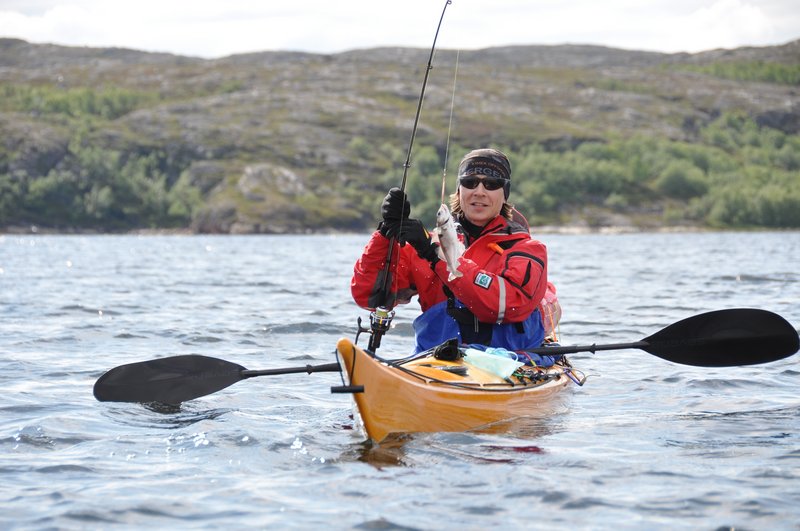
top-left (1, 0), bottom-right (798, 58)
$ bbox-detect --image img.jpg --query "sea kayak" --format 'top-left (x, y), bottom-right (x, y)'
top-left (335, 337), bottom-right (581, 442)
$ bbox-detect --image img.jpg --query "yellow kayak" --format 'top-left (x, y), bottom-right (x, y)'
top-left (335, 337), bottom-right (580, 442)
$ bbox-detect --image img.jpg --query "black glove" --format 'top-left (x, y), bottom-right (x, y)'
top-left (378, 187), bottom-right (411, 238)
top-left (398, 219), bottom-right (439, 264)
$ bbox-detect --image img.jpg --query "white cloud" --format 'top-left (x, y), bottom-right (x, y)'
top-left (0, 0), bottom-right (797, 57)
top-left (683, 0), bottom-right (775, 49)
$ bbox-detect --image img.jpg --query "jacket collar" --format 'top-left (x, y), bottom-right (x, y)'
top-left (458, 215), bottom-right (526, 246)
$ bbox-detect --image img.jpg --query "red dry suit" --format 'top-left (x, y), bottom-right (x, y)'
top-left (351, 213), bottom-right (553, 353)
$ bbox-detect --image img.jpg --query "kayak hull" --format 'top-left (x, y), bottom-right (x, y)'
top-left (335, 337), bottom-right (574, 442)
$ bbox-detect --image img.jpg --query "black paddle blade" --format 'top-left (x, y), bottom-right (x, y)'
top-left (642, 308), bottom-right (800, 367)
top-left (93, 355), bottom-right (246, 404)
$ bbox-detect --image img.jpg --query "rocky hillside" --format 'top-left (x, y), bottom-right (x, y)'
top-left (1, 37), bottom-right (798, 232)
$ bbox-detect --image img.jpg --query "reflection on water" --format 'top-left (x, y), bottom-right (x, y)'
top-left (344, 434), bottom-right (413, 468)
top-left (342, 409), bottom-right (567, 468)
top-left (104, 402), bottom-right (234, 429)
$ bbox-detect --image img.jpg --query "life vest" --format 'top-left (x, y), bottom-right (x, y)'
top-left (413, 299), bottom-right (545, 353)
top-left (412, 231), bottom-right (546, 353)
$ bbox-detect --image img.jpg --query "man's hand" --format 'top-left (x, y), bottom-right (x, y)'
top-left (378, 187), bottom-right (411, 238)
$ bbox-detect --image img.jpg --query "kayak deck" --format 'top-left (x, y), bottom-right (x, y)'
top-left (335, 337), bottom-right (576, 442)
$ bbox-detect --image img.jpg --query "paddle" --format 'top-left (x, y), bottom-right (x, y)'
top-left (93, 356), bottom-right (340, 404)
top-left (93, 308), bottom-right (798, 405)
top-left (528, 308), bottom-right (799, 367)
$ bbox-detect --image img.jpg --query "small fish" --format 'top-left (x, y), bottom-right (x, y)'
top-left (435, 203), bottom-right (465, 281)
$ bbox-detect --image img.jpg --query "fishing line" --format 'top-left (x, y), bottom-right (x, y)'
top-left (441, 49), bottom-right (460, 205)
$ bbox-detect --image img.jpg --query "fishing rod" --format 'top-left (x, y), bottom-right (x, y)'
top-left (368, 0), bottom-right (453, 353)
top-left (398, 0), bottom-right (452, 195)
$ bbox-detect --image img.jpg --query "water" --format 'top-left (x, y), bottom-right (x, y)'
top-left (1, 232), bottom-right (798, 529)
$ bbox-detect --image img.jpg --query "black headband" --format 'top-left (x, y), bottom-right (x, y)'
top-left (457, 156), bottom-right (511, 181)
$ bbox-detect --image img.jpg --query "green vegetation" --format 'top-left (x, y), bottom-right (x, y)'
top-left (526, 115), bottom-right (798, 228)
top-left (1, 84), bottom-right (160, 119)
top-left (404, 112), bottom-right (800, 229)
top-left (2, 105), bottom-right (798, 230)
top-left (673, 61), bottom-right (800, 85)
top-left (0, 116), bottom-right (201, 229)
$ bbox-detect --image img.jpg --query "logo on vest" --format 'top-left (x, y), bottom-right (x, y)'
top-left (474, 272), bottom-right (492, 289)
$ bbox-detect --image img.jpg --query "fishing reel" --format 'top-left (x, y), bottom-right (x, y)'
top-left (355, 306), bottom-right (395, 353)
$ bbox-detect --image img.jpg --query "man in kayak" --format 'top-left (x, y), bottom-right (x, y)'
top-left (351, 148), bottom-right (560, 354)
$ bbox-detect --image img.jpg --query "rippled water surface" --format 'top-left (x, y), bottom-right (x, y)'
top-left (1, 232), bottom-right (798, 529)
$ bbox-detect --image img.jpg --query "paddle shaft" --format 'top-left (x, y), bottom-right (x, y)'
top-left (528, 341), bottom-right (650, 356)
top-left (242, 362), bottom-right (341, 378)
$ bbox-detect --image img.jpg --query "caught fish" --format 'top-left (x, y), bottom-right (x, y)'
top-left (435, 203), bottom-right (465, 281)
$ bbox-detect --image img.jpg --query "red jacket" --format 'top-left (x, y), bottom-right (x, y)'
top-left (351, 214), bottom-right (548, 326)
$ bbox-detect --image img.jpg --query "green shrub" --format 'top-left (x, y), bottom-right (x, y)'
top-left (654, 160), bottom-right (708, 199)
top-left (2, 84), bottom-right (158, 119)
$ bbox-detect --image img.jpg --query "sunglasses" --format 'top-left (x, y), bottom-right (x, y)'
top-left (458, 175), bottom-right (508, 191)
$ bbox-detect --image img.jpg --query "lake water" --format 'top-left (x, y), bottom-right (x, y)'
top-left (1, 231), bottom-right (799, 529)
